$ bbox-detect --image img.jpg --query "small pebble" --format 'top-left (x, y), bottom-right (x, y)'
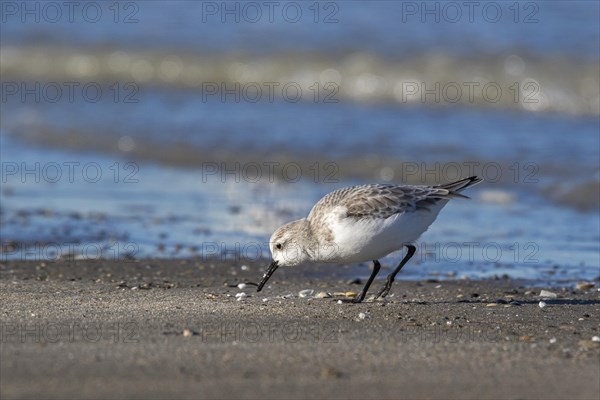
top-left (578, 340), bottom-right (600, 350)
top-left (235, 292), bottom-right (247, 301)
top-left (539, 290), bottom-right (557, 298)
top-left (183, 328), bottom-right (193, 337)
top-left (315, 292), bottom-right (332, 299)
top-left (358, 312), bottom-right (368, 320)
top-left (549, 337), bottom-right (557, 344)
top-left (321, 367), bottom-right (343, 379)
top-left (299, 289), bottom-right (314, 298)
top-left (337, 300), bottom-right (343, 305)
top-left (592, 336), bottom-right (600, 342)
top-left (334, 291), bottom-right (357, 297)
top-left (262, 298), bottom-right (269, 302)
top-left (575, 282), bottom-right (595, 290)
top-left (446, 321), bottom-right (452, 326)
top-left (240, 265), bottom-right (249, 271)
top-left (237, 283), bottom-right (247, 289)
top-left (538, 301), bottom-right (547, 308)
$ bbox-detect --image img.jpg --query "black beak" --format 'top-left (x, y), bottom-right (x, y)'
top-left (257, 260), bottom-right (279, 292)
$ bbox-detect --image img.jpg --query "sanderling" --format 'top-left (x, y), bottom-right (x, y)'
top-left (257, 176), bottom-right (482, 303)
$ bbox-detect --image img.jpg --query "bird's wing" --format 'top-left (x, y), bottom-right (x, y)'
top-left (308, 184), bottom-right (463, 221)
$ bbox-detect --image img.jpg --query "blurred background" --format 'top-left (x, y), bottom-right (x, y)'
top-left (1, 1), bottom-right (598, 283)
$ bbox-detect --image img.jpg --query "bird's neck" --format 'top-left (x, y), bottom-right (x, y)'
top-left (296, 219), bottom-right (318, 260)
top-left (302, 220), bottom-right (324, 261)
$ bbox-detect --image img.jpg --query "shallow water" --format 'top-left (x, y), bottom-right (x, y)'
top-left (2, 135), bottom-right (598, 283)
top-left (2, 86), bottom-right (598, 211)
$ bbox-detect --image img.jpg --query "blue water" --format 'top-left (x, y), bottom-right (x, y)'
top-left (2, 134), bottom-right (599, 283)
top-left (2, 91), bottom-right (598, 168)
top-left (2, 1), bottom-right (598, 59)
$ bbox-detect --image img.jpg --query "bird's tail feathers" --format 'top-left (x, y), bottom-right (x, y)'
top-left (436, 176), bottom-right (483, 199)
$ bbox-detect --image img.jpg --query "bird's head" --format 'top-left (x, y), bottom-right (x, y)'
top-left (257, 219), bottom-right (311, 292)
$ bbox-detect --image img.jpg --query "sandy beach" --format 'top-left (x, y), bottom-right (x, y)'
top-left (1, 259), bottom-right (598, 399)
top-left (2, 2), bottom-right (599, 400)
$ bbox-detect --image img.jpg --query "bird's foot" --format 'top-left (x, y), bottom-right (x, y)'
top-left (375, 283), bottom-right (392, 300)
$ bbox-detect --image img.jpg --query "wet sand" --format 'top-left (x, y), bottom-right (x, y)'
top-left (1, 259), bottom-right (599, 399)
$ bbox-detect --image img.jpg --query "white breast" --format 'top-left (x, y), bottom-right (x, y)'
top-left (326, 201), bottom-right (448, 263)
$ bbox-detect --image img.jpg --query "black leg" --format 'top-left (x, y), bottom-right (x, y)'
top-left (343, 260), bottom-right (381, 303)
top-left (375, 245), bottom-right (416, 299)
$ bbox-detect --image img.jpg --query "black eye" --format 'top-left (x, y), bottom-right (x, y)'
top-left (276, 243), bottom-right (282, 250)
